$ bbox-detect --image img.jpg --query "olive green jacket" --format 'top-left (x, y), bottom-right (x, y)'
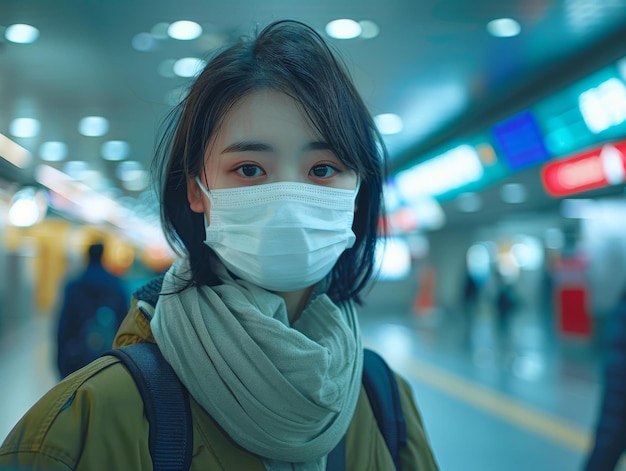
top-left (0, 298), bottom-right (439, 470)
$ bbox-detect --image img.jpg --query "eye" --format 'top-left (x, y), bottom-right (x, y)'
top-left (234, 164), bottom-right (264, 178)
top-left (310, 164), bottom-right (338, 178)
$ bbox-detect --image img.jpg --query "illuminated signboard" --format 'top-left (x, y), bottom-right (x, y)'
top-left (491, 110), bottom-right (551, 171)
top-left (541, 140), bottom-right (626, 197)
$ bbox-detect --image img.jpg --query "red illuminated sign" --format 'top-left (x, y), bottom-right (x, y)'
top-left (541, 140), bottom-right (626, 197)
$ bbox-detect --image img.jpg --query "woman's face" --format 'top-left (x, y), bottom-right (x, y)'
top-left (187, 89), bottom-right (358, 216)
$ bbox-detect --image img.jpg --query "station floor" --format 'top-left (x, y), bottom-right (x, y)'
top-left (0, 285), bottom-right (622, 470)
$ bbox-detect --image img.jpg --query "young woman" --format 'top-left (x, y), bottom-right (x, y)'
top-left (0, 20), bottom-right (438, 470)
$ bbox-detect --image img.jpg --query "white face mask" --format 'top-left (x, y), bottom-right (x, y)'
top-left (195, 177), bottom-right (358, 292)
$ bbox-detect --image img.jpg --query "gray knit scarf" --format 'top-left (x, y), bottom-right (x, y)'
top-left (150, 258), bottom-right (363, 471)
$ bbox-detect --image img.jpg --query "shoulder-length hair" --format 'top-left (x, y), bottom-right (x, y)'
top-left (153, 19), bottom-right (387, 305)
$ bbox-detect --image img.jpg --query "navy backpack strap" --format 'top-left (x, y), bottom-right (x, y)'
top-left (106, 342), bottom-right (192, 471)
top-left (361, 348), bottom-right (407, 471)
top-left (326, 348), bottom-right (407, 471)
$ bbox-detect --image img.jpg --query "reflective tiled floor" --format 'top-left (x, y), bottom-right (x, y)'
top-left (0, 285), bottom-right (622, 470)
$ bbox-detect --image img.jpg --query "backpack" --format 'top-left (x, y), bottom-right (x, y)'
top-left (108, 342), bottom-right (407, 471)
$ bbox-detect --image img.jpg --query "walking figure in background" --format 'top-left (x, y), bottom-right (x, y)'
top-left (494, 270), bottom-right (517, 336)
top-left (55, 242), bottom-right (128, 378)
top-left (584, 288), bottom-right (626, 470)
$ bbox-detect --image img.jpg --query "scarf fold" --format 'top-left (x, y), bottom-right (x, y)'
top-left (150, 258), bottom-right (362, 470)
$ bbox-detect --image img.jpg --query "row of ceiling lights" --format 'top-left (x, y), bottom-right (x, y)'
top-left (3, 15), bottom-right (522, 169)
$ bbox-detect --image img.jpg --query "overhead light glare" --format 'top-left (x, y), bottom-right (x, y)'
top-left (486, 18), bottom-right (521, 38)
top-left (0, 133), bottom-right (32, 167)
top-left (395, 144), bottom-right (484, 199)
top-left (325, 19), bottom-right (361, 39)
top-left (5, 24), bottom-right (40, 44)
top-left (374, 113), bottom-right (404, 135)
top-left (579, 78), bottom-right (626, 134)
top-left (101, 140), bottom-right (130, 161)
top-left (78, 116), bottom-right (109, 137)
top-left (39, 141), bottom-right (68, 162)
top-left (9, 117), bottom-right (40, 138)
top-left (168, 20), bottom-right (202, 40)
top-left (173, 57), bottom-right (206, 77)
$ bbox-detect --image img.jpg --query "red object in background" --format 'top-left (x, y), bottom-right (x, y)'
top-left (555, 287), bottom-right (592, 336)
top-left (553, 255), bottom-right (593, 337)
top-left (541, 140), bottom-right (626, 197)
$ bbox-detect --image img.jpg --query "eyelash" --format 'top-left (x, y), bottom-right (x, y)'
top-left (232, 163), bottom-right (341, 179)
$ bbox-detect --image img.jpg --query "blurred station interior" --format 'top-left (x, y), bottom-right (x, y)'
top-left (3, 1), bottom-right (626, 469)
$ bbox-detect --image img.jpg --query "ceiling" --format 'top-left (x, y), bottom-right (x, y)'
top-left (2, 0), bottom-right (626, 230)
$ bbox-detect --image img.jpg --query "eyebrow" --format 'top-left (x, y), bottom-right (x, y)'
top-left (221, 140), bottom-right (333, 154)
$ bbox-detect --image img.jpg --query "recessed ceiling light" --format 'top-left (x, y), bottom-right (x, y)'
top-left (151, 22), bottom-right (170, 40)
top-left (359, 20), bottom-right (380, 39)
top-left (173, 57), bottom-right (206, 77)
top-left (9, 118), bottom-right (40, 138)
top-left (158, 59), bottom-right (177, 78)
top-left (325, 19), bottom-right (361, 39)
top-left (374, 113), bottom-right (404, 134)
top-left (5, 24), bottom-right (40, 44)
top-left (63, 160), bottom-right (89, 180)
top-left (132, 32), bottom-right (157, 52)
top-left (168, 20), bottom-right (202, 41)
top-left (78, 116), bottom-right (109, 137)
top-left (101, 140), bottom-right (130, 161)
top-left (39, 141), bottom-right (68, 161)
top-left (487, 18), bottom-right (521, 38)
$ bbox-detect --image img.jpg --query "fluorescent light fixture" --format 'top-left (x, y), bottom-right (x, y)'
top-left (325, 19), bottom-right (361, 39)
top-left (5, 24), bottom-right (39, 44)
top-left (9, 117), bottom-right (40, 138)
top-left (39, 141), bottom-right (68, 162)
top-left (78, 116), bottom-right (109, 137)
top-left (486, 18), bottom-right (521, 38)
top-left (173, 57), bottom-right (206, 77)
top-left (0, 133), bottom-right (32, 167)
top-left (395, 144), bottom-right (484, 200)
top-left (101, 140), bottom-right (130, 161)
top-left (579, 77), bottom-right (626, 134)
top-left (374, 113), bottom-right (404, 135)
top-left (168, 20), bottom-right (202, 40)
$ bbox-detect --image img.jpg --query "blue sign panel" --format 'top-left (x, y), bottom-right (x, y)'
top-left (491, 110), bottom-right (551, 171)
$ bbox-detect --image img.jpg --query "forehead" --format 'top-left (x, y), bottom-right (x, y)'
top-left (214, 89), bottom-right (321, 143)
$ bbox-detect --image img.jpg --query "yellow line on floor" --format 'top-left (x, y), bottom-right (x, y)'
top-left (388, 353), bottom-right (591, 452)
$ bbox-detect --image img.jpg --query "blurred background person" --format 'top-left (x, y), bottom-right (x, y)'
top-left (55, 242), bottom-right (129, 378)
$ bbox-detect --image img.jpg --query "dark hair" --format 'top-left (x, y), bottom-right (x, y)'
top-left (152, 19), bottom-right (387, 305)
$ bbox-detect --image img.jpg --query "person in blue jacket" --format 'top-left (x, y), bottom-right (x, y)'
top-left (55, 242), bottom-right (129, 378)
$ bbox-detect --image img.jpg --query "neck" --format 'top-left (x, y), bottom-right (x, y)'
top-left (277, 286), bottom-right (314, 324)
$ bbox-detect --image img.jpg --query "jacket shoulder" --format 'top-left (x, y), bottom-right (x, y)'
top-left (0, 356), bottom-right (151, 470)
